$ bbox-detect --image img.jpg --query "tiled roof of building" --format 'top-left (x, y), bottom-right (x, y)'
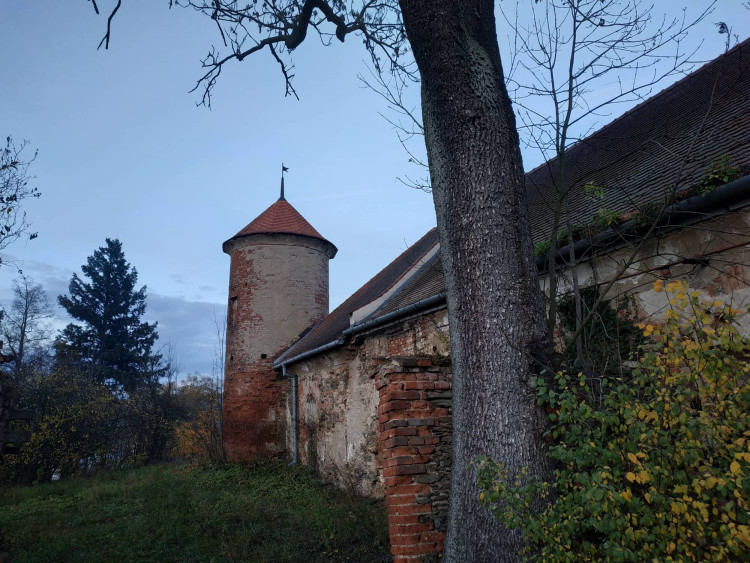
top-left (368, 252), bottom-right (445, 320)
top-left (275, 228), bottom-right (440, 364)
top-left (226, 198), bottom-right (332, 245)
top-left (278, 39), bottom-right (750, 366)
top-left (526, 38), bottom-right (750, 244)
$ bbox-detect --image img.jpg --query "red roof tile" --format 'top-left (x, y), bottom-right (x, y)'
top-left (227, 199), bottom-right (332, 245)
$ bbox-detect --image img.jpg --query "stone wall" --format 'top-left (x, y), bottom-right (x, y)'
top-left (289, 345), bottom-right (383, 496)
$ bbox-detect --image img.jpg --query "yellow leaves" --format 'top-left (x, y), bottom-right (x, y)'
top-left (638, 408), bottom-right (659, 424)
top-left (674, 484), bottom-right (688, 495)
top-left (477, 281), bottom-right (750, 561)
top-left (653, 279), bottom-right (664, 292)
top-left (666, 280), bottom-right (685, 293)
top-left (683, 340), bottom-right (699, 352)
top-left (692, 500), bottom-right (710, 522)
top-left (627, 452), bottom-right (642, 467)
top-left (671, 501), bottom-right (687, 514)
top-left (703, 476), bottom-right (726, 490)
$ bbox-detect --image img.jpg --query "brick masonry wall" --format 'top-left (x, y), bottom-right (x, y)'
top-left (223, 233), bottom-right (331, 461)
top-left (376, 357), bottom-right (452, 563)
top-left (223, 363), bottom-right (288, 460)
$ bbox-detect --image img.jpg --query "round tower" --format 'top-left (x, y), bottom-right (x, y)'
top-left (222, 179), bottom-right (337, 461)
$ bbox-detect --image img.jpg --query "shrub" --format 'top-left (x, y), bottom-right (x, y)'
top-left (478, 281), bottom-right (750, 561)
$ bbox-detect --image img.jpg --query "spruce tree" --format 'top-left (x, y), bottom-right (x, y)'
top-left (56, 238), bottom-right (162, 389)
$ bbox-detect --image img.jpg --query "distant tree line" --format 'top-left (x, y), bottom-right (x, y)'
top-left (1, 239), bottom-right (223, 485)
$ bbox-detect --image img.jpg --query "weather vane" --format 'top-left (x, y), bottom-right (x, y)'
top-left (280, 163), bottom-right (289, 201)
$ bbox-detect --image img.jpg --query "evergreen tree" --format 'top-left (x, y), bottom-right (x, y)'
top-left (56, 238), bottom-right (163, 389)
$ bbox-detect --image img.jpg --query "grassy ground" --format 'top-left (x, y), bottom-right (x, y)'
top-left (0, 461), bottom-right (391, 562)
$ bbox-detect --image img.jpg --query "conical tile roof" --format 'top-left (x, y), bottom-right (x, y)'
top-left (224, 198), bottom-right (336, 255)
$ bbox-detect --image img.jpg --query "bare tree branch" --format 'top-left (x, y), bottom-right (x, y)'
top-left (96, 0), bottom-right (121, 50)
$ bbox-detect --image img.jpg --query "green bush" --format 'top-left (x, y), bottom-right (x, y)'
top-left (478, 281), bottom-right (750, 561)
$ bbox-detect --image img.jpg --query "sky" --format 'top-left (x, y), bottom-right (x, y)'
top-left (1, 1), bottom-right (748, 376)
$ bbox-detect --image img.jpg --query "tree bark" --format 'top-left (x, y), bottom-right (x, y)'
top-left (399, 2), bottom-right (551, 560)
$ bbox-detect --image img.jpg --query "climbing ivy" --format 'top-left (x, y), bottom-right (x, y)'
top-left (477, 281), bottom-right (750, 561)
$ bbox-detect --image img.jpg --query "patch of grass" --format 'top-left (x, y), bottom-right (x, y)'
top-left (0, 461), bottom-right (391, 562)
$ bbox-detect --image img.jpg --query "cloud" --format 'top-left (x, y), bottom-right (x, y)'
top-left (168, 273), bottom-right (190, 286)
top-left (145, 293), bottom-right (225, 376)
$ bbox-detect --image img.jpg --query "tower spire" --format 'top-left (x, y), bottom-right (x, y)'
top-left (279, 163), bottom-right (289, 201)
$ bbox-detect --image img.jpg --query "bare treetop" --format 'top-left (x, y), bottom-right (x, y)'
top-left (92, 0), bottom-right (415, 105)
top-left (501, 0), bottom-right (716, 161)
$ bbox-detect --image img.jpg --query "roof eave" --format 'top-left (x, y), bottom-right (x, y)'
top-left (536, 174), bottom-right (750, 272)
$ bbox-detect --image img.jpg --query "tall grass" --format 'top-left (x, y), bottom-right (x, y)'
top-left (0, 462), bottom-right (390, 562)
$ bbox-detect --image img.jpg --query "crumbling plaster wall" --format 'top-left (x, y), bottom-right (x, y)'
top-left (545, 209), bottom-right (750, 329)
top-left (284, 308), bottom-right (450, 499)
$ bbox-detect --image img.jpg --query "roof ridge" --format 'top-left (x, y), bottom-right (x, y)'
top-left (274, 227), bottom-right (440, 364)
top-left (362, 228), bottom-right (439, 304)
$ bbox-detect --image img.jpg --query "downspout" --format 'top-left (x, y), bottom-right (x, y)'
top-left (281, 364), bottom-right (298, 466)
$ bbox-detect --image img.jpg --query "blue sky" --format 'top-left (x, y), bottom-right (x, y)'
top-left (1, 1), bottom-right (747, 375)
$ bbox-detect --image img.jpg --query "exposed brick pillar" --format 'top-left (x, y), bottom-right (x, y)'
top-left (376, 357), bottom-right (453, 562)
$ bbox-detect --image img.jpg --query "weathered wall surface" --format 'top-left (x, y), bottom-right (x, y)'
top-left (546, 210), bottom-right (750, 329)
top-left (288, 344), bottom-right (382, 496)
top-left (224, 233), bottom-right (330, 461)
top-left (286, 309), bottom-right (451, 562)
top-left (287, 309), bottom-right (450, 499)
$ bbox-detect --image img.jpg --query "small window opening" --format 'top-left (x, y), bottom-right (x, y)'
top-left (261, 353), bottom-right (267, 359)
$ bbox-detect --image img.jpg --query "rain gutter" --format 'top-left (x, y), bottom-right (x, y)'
top-left (536, 174), bottom-right (750, 272)
top-left (341, 293), bottom-right (447, 337)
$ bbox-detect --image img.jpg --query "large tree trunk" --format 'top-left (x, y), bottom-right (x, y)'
top-left (399, 2), bottom-right (552, 560)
